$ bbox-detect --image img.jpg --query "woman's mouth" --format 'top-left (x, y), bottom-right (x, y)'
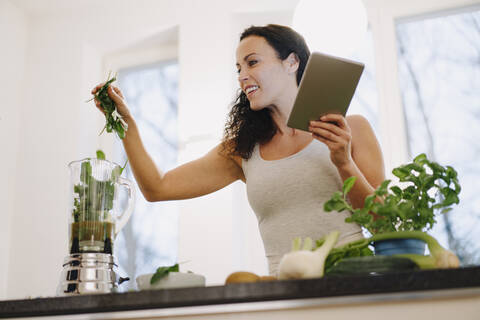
top-left (245, 85), bottom-right (259, 96)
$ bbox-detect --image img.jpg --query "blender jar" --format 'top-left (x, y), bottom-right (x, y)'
top-left (68, 158), bottom-right (135, 254)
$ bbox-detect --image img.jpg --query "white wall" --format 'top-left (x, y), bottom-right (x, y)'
top-left (1, 0), bottom-right (298, 299)
top-left (0, 0), bottom-right (28, 299)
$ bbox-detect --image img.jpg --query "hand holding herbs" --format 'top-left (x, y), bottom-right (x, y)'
top-left (89, 74), bottom-right (129, 139)
top-left (324, 153), bottom-right (461, 234)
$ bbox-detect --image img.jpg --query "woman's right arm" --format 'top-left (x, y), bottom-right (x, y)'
top-left (93, 84), bottom-right (245, 202)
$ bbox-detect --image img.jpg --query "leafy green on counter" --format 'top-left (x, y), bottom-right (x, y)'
top-left (327, 255), bottom-right (419, 275)
top-left (150, 264), bottom-right (179, 284)
top-left (316, 237), bottom-right (374, 274)
top-left (277, 231), bottom-right (340, 280)
top-left (324, 231), bottom-right (459, 272)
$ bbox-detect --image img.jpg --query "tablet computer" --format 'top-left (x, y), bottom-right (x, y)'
top-left (286, 52), bottom-right (364, 131)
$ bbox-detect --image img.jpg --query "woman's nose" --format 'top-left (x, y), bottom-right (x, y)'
top-left (237, 69), bottom-right (248, 82)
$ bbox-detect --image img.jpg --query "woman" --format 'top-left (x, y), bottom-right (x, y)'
top-left (92, 24), bottom-right (385, 276)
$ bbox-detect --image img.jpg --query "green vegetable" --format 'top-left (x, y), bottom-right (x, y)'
top-left (317, 237), bottom-right (374, 274)
top-left (96, 150), bottom-right (106, 160)
top-left (327, 255), bottom-right (419, 275)
top-left (371, 231), bottom-right (460, 269)
top-left (325, 231), bottom-right (459, 270)
top-left (150, 264), bottom-right (179, 284)
top-left (278, 231), bottom-right (339, 280)
top-left (87, 72), bottom-right (128, 139)
top-left (72, 150), bottom-right (127, 223)
top-left (324, 153), bottom-right (461, 234)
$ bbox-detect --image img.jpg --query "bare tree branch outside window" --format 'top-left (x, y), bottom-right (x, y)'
top-left (396, 8), bottom-right (480, 265)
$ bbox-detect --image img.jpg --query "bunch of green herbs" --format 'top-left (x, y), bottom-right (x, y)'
top-left (324, 153), bottom-right (461, 234)
top-left (87, 73), bottom-right (128, 139)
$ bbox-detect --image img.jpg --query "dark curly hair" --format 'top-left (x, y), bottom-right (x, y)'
top-left (222, 24), bottom-right (311, 159)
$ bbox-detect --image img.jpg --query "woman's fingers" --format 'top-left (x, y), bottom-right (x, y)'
top-left (309, 126), bottom-right (342, 142)
top-left (108, 85), bottom-right (126, 104)
top-left (309, 115), bottom-right (352, 142)
top-left (319, 113), bottom-right (348, 129)
top-left (91, 82), bottom-right (106, 95)
top-left (111, 85), bottom-right (125, 99)
top-left (90, 82), bottom-right (131, 118)
top-left (309, 120), bottom-right (348, 138)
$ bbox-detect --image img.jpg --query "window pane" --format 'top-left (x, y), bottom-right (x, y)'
top-left (114, 61), bottom-right (179, 290)
top-left (396, 8), bottom-right (480, 264)
top-left (347, 30), bottom-right (381, 147)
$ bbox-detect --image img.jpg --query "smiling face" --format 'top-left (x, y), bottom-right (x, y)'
top-left (236, 36), bottom-right (298, 111)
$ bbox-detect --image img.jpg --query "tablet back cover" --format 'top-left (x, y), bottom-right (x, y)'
top-left (287, 52), bottom-right (364, 131)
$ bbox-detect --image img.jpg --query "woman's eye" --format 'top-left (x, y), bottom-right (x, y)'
top-left (248, 60), bottom-right (257, 66)
top-left (236, 68), bottom-right (241, 74)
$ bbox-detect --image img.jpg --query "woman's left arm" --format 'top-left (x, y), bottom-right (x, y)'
top-left (309, 114), bottom-right (385, 209)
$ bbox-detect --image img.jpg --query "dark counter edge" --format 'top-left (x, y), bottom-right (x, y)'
top-left (2, 266), bottom-right (480, 318)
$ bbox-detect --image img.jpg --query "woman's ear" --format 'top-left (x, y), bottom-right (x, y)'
top-left (284, 52), bottom-right (300, 74)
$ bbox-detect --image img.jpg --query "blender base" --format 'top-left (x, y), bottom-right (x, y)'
top-left (57, 253), bottom-right (129, 296)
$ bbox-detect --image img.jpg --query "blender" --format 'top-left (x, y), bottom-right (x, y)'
top-left (57, 157), bottom-right (135, 295)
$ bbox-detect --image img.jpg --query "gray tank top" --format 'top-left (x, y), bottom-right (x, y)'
top-left (242, 139), bottom-right (364, 276)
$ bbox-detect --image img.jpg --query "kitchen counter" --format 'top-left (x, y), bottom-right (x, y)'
top-left (1, 266), bottom-right (480, 319)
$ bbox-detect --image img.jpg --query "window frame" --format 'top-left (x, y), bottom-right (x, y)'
top-left (363, 0), bottom-right (480, 175)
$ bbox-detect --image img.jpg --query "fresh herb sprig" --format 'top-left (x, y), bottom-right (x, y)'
top-left (324, 153), bottom-right (461, 234)
top-left (88, 73), bottom-right (128, 139)
top-left (150, 264), bottom-right (179, 284)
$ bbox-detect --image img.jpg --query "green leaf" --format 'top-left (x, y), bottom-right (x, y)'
top-left (392, 167), bottom-right (409, 179)
top-left (405, 163), bottom-right (424, 173)
top-left (150, 264), bottom-right (179, 285)
top-left (364, 194), bottom-right (376, 208)
top-left (374, 179), bottom-right (390, 197)
top-left (413, 153), bottom-right (427, 164)
top-left (80, 161), bottom-right (92, 184)
top-left (390, 186), bottom-right (402, 197)
top-left (330, 200), bottom-right (349, 212)
top-left (120, 160), bottom-right (128, 175)
top-left (96, 150), bottom-right (106, 160)
top-left (292, 237), bottom-right (302, 251)
top-left (342, 176), bottom-right (357, 195)
top-left (442, 189), bottom-right (460, 206)
top-left (323, 192), bottom-right (345, 212)
top-left (446, 166), bottom-right (458, 179)
top-left (453, 180), bottom-right (461, 193)
top-left (423, 176), bottom-right (436, 190)
top-left (441, 208), bottom-right (453, 214)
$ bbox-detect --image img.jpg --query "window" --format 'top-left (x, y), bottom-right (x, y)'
top-left (114, 61), bottom-right (179, 290)
top-left (347, 29), bottom-right (382, 146)
top-left (396, 7), bottom-right (480, 264)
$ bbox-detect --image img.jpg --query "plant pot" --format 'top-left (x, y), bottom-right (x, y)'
top-left (373, 238), bottom-right (426, 255)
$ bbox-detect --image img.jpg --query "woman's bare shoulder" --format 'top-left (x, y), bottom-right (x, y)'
top-left (217, 140), bottom-right (245, 182)
top-left (346, 114), bottom-right (371, 129)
